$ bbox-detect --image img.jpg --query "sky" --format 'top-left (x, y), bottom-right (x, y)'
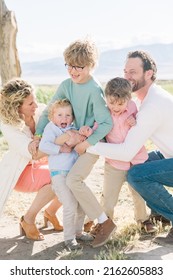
top-left (4, 0), bottom-right (173, 63)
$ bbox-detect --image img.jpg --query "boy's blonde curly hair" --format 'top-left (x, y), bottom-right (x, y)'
top-left (63, 38), bottom-right (98, 69)
top-left (0, 78), bottom-right (34, 126)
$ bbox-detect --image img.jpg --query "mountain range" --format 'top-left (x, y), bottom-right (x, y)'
top-left (21, 43), bottom-right (173, 84)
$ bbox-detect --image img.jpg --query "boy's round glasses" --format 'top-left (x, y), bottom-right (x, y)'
top-left (65, 63), bottom-right (85, 72)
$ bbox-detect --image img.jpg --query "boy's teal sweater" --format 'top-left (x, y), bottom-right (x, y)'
top-left (36, 77), bottom-right (113, 145)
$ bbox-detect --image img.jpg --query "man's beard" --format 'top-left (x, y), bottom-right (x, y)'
top-left (132, 78), bottom-right (146, 92)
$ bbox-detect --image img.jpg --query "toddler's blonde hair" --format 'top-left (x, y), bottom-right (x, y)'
top-left (48, 99), bottom-right (74, 121)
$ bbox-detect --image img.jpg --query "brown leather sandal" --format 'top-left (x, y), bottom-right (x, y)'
top-left (20, 216), bottom-right (44, 241)
top-left (44, 210), bottom-right (63, 231)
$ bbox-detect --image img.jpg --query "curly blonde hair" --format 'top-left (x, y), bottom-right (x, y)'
top-left (63, 38), bottom-right (98, 69)
top-left (0, 78), bottom-right (34, 126)
top-left (48, 99), bottom-right (74, 121)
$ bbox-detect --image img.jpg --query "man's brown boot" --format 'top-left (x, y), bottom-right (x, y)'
top-left (141, 219), bottom-right (158, 233)
top-left (92, 218), bottom-right (116, 248)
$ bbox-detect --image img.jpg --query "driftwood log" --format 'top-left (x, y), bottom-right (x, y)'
top-left (0, 0), bottom-right (21, 85)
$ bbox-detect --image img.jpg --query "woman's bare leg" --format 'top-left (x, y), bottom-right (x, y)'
top-left (24, 184), bottom-right (56, 224)
top-left (45, 196), bottom-right (62, 216)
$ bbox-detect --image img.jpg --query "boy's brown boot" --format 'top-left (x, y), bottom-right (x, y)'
top-left (90, 223), bottom-right (101, 237)
top-left (92, 218), bottom-right (116, 248)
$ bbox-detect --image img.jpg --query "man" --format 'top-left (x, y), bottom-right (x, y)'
top-left (87, 50), bottom-right (173, 245)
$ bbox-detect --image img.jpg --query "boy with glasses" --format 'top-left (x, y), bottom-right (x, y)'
top-left (36, 38), bottom-right (116, 248)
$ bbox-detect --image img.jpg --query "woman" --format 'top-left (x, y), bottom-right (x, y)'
top-left (0, 78), bottom-right (63, 241)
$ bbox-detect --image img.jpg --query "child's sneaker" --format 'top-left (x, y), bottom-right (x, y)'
top-left (65, 239), bottom-right (82, 250)
top-left (76, 232), bottom-right (94, 241)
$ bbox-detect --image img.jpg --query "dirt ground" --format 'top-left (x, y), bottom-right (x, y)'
top-left (0, 157), bottom-right (173, 260)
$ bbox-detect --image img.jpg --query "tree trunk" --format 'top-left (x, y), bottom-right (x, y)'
top-left (0, 0), bottom-right (21, 85)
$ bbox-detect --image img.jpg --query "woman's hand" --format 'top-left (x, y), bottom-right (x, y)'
top-left (28, 139), bottom-right (40, 156)
top-left (29, 139), bottom-right (48, 160)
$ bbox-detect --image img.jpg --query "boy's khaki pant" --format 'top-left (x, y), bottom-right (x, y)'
top-left (66, 153), bottom-right (103, 220)
top-left (101, 162), bottom-right (149, 222)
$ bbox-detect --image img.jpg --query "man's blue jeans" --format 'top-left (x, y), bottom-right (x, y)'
top-left (127, 151), bottom-right (173, 224)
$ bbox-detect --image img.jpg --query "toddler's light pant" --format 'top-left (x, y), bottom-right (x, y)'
top-left (52, 174), bottom-right (85, 241)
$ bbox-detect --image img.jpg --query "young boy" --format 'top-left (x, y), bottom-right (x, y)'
top-left (88, 78), bottom-right (157, 235)
top-left (39, 99), bottom-right (94, 250)
top-left (36, 38), bottom-right (116, 248)
top-left (99, 77), bottom-right (157, 233)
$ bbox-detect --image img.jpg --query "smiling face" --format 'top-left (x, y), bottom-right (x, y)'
top-left (66, 65), bottom-right (91, 84)
top-left (63, 39), bottom-right (98, 84)
top-left (105, 77), bottom-right (131, 116)
top-left (106, 96), bottom-right (129, 116)
top-left (52, 105), bottom-right (74, 128)
top-left (19, 92), bottom-right (38, 118)
top-left (124, 57), bottom-right (147, 92)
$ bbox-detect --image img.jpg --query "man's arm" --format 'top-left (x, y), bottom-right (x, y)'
top-left (87, 104), bottom-right (161, 161)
